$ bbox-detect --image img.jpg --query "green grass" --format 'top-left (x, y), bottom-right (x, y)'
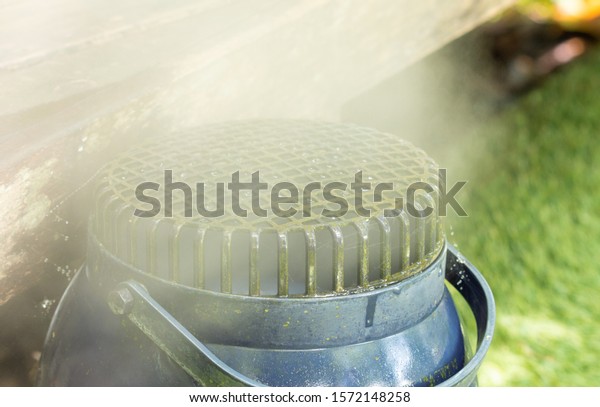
top-left (518, 0), bottom-right (554, 7)
top-left (448, 49), bottom-right (600, 386)
top-left (514, 0), bottom-right (556, 19)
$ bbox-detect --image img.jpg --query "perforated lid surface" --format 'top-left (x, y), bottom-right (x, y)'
top-left (91, 120), bottom-right (444, 297)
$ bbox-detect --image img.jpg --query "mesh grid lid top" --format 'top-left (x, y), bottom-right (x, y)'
top-left (91, 120), bottom-right (445, 297)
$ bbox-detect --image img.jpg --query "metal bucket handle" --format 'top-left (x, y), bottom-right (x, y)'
top-left (438, 244), bottom-right (496, 386)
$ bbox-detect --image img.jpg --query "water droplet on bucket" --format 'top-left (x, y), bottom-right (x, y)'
top-left (40, 298), bottom-right (54, 310)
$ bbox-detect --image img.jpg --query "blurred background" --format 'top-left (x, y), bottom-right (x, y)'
top-left (1, 0), bottom-right (600, 386)
top-left (346, 0), bottom-right (600, 386)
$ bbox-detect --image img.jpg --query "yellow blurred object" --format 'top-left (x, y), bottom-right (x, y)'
top-left (543, 0), bottom-right (600, 36)
top-left (554, 0), bottom-right (600, 22)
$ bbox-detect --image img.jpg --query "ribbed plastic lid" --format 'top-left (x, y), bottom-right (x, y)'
top-left (91, 120), bottom-right (444, 297)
